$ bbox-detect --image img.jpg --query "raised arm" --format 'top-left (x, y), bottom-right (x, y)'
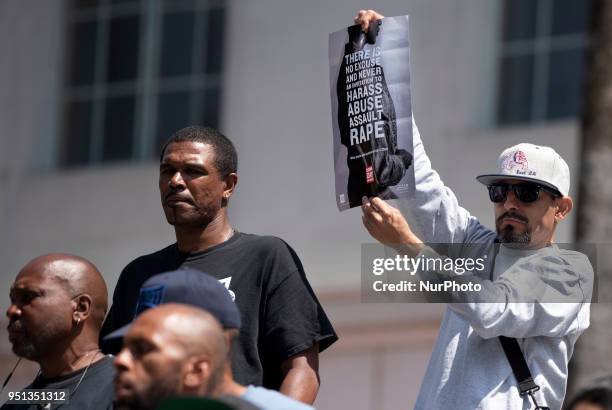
top-left (354, 10), bottom-right (486, 244)
top-left (404, 121), bottom-right (484, 243)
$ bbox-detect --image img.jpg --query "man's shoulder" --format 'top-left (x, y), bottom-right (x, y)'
top-left (236, 232), bottom-right (288, 248)
top-left (122, 243), bottom-right (179, 271)
top-left (232, 232), bottom-right (296, 257)
top-left (74, 356), bottom-right (115, 409)
top-left (518, 246), bottom-right (595, 292)
top-left (86, 355), bottom-right (116, 377)
top-left (527, 246), bottom-right (593, 272)
top-left (243, 386), bottom-right (315, 410)
top-left (555, 247), bottom-right (593, 267)
top-left (115, 244), bottom-right (180, 290)
top-left (554, 247), bottom-right (595, 285)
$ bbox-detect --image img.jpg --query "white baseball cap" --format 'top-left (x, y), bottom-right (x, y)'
top-left (476, 143), bottom-right (570, 197)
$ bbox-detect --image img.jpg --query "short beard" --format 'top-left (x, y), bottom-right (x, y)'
top-left (130, 371), bottom-right (183, 410)
top-left (164, 206), bottom-right (217, 229)
top-left (9, 321), bottom-right (67, 361)
top-left (11, 338), bottom-right (37, 359)
top-left (495, 211), bottom-right (532, 248)
top-left (496, 227), bottom-right (531, 248)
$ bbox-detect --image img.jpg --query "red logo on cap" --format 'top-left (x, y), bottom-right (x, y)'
top-left (503, 150), bottom-right (529, 171)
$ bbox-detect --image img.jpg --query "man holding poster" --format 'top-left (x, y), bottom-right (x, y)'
top-left (356, 9), bottom-right (592, 410)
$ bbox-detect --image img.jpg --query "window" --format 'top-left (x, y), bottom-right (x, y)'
top-left (497, 0), bottom-right (591, 125)
top-left (60, 0), bottom-right (226, 167)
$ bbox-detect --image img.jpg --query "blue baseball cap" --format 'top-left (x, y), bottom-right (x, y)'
top-left (104, 268), bottom-right (241, 340)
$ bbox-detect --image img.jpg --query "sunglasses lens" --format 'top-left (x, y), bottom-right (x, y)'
top-left (488, 185), bottom-right (507, 203)
top-left (515, 184), bottom-right (540, 203)
top-left (488, 183), bottom-right (544, 203)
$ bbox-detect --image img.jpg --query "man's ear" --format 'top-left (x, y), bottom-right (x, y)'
top-left (182, 356), bottom-right (211, 392)
top-left (221, 173), bottom-right (238, 205)
top-left (555, 196), bottom-right (573, 222)
top-left (72, 294), bottom-right (93, 325)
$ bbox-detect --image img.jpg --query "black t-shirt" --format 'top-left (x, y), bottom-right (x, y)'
top-left (100, 232), bottom-right (337, 389)
top-left (0, 356), bottom-right (115, 410)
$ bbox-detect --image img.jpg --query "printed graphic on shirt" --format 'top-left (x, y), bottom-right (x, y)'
top-left (329, 15), bottom-right (415, 210)
top-left (219, 276), bottom-right (236, 301)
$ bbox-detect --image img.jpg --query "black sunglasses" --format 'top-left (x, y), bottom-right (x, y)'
top-left (487, 182), bottom-right (560, 203)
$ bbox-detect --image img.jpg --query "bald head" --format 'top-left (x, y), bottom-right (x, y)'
top-left (114, 304), bottom-right (229, 408)
top-left (18, 253), bottom-right (108, 329)
top-left (134, 303), bottom-right (227, 361)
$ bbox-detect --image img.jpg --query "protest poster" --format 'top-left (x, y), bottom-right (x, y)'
top-left (329, 16), bottom-right (414, 211)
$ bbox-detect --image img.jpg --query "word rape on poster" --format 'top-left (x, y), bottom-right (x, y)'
top-left (329, 16), bottom-right (414, 211)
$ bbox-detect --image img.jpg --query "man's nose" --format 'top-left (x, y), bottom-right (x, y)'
top-left (169, 171), bottom-right (186, 189)
top-left (6, 303), bottom-right (21, 320)
top-left (503, 189), bottom-right (520, 211)
top-left (114, 347), bottom-right (133, 371)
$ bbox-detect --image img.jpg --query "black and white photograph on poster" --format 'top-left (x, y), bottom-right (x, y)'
top-left (329, 15), bottom-right (414, 211)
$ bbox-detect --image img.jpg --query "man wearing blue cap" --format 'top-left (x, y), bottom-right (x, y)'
top-left (356, 9), bottom-right (592, 410)
top-left (100, 126), bottom-right (337, 404)
top-left (109, 269), bottom-right (315, 410)
top-left (113, 303), bottom-right (256, 410)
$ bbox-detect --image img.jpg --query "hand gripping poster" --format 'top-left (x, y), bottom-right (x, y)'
top-left (329, 16), bottom-right (414, 211)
